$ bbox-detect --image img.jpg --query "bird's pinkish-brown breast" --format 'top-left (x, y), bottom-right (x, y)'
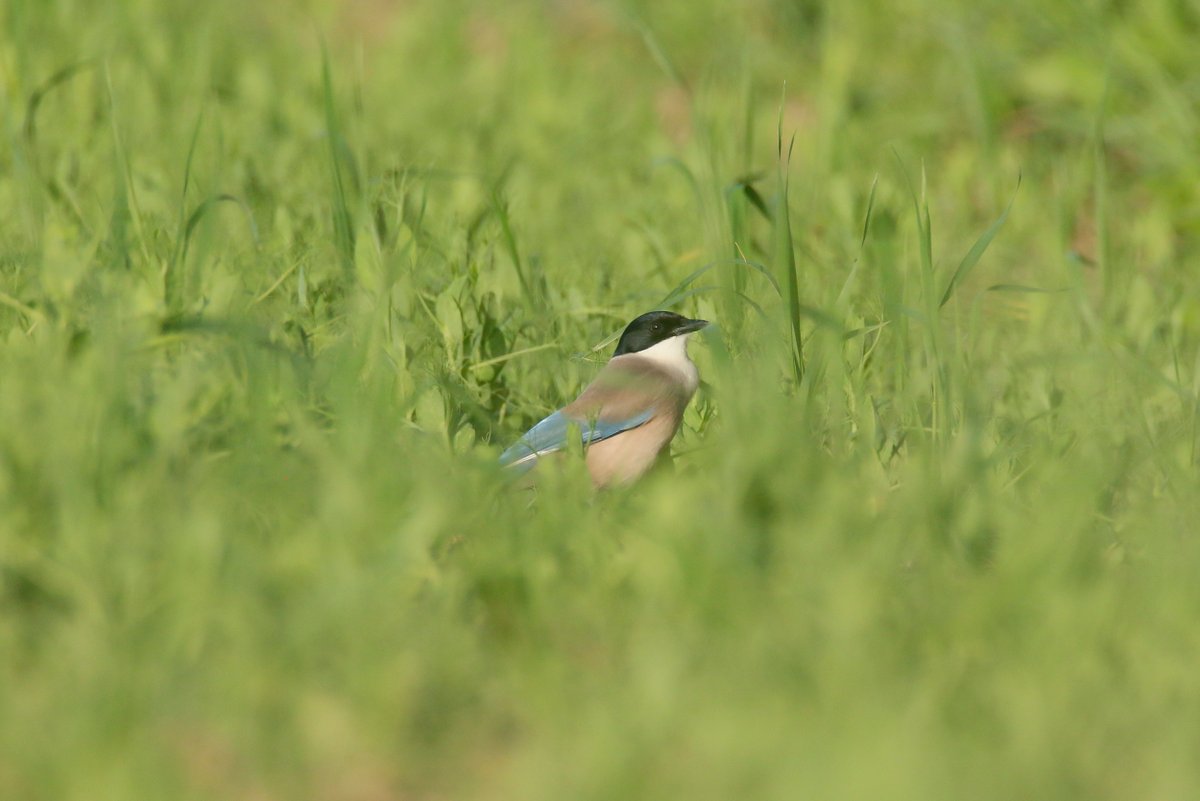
top-left (565, 358), bottom-right (695, 488)
top-left (584, 409), bottom-right (683, 487)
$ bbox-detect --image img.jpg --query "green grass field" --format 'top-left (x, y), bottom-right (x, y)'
top-left (3, 0), bottom-right (1200, 798)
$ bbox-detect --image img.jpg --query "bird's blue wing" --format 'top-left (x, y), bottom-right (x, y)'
top-left (499, 408), bottom-right (654, 469)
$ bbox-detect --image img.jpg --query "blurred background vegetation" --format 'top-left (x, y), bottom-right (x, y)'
top-left (2, 0), bottom-right (1199, 798)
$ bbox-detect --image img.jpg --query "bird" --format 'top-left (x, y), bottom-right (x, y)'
top-left (499, 310), bottom-right (710, 488)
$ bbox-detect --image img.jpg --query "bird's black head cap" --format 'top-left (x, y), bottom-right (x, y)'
top-left (613, 311), bottom-right (709, 356)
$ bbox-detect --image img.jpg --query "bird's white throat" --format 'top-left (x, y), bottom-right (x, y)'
top-left (629, 333), bottom-right (700, 393)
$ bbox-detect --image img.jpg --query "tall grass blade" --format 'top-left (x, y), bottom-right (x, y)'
top-left (629, 17), bottom-right (690, 93)
top-left (1094, 60), bottom-right (1114, 314)
top-left (166, 111), bottom-right (206, 310)
top-left (181, 195), bottom-right (261, 261)
top-left (726, 175), bottom-right (772, 223)
top-left (491, 187), bottom-right (532, 301)
top-left (22, 59), bottom-right (97, 233)
top-left (939, 174), bottom-right (1021, 308)
top-left (835, 174), bottom-right (879, 308)
top-left (23, 60), bottom-right (96, 146)
top-left (776, 89), bottom-right (804, 384)
top-left (321, 43), bottom-right (356, 279)
top-left (104, 63), bottom-right (153, 271)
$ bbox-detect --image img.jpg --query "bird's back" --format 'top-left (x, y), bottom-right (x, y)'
top-left (499, 330), bottom-right (703, 488)
top-left (566, 355), bottom-right (695, 487)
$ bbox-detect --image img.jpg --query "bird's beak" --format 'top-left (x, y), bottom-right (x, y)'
top-left (672, 318), bottom-right (710, 336)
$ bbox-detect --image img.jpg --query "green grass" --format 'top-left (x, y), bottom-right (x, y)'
top-left (3, 0), bottom-right (1200, 798)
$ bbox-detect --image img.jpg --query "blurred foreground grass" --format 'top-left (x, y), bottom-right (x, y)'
top-left (2, 0), bottom-right (1200, 798)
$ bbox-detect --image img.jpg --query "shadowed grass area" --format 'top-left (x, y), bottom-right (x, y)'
top-left (2, 0), bottom-right (1199, 798)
